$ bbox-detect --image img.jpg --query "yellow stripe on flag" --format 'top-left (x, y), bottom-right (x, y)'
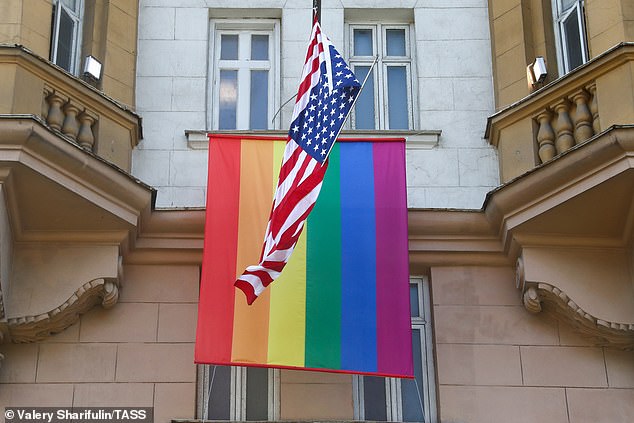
top-left (268, 140), bottom-right (306, 367)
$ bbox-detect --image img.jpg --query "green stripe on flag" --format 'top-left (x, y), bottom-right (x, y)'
top-left (305, 144), bottom-right (342, 369)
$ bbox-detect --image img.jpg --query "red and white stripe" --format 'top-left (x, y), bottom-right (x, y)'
top-left (234, 20), bottom-right (331, 305)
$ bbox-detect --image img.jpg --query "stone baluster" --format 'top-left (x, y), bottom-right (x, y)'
top-left (536, 110), bottom-right (555, 163)
top-left (587, 83), bottom-right (600, 134)
top-left (45, 91), bottom-right (68, 131)
top-left (552, 100), bottom-right (574, 154)
top-left (570, 89), bottom-right (593, 144)
top-left (62, 101), bottom-right (81, 140)
top-left (77, 110), bottom-right (97, 151)
top-left (42, 87), bottom-right (53, 121)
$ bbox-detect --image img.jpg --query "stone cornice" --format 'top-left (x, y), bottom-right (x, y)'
top-left (484, 125), bottom-right (634, 255)
top-left (408, 209), bottom-right (509, 271)
top-left (0, 115), bottom-right (154, 238)
top-left (127, 209), bottom-right (205, 265)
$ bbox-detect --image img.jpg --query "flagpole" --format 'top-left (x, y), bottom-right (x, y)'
top-left (271, 1), bottom-right (320, 125)
top-left (313, 0), bottom-right (321, 23)
top-left (322, 54), bottom-right (379, 163)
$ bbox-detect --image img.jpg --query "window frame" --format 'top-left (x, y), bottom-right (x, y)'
top-left (353, 277), bottom-right (437, 423)
top-left (51, 0), bottom-right (84, 75)
top-left (208, 19), bottom-right (281, 131)
top-left (197, 365), bottom-right (280, 421)
top-left (552, 0), bottom-right (588, 75)
top-left (346, 22), bottom-right (417, 130)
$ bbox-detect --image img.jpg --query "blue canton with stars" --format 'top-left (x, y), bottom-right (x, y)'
top-left (289, 45), bottom-right (361, 163)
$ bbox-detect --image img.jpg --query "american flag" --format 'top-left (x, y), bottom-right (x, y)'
top-left (234, 20), bottom-right (361, 305)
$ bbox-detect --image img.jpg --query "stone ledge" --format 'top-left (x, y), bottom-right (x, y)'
top-left (185, 129), bottom-right (441, 150)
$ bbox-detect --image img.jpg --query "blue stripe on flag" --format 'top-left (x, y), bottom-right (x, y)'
top-left (340, 142), bottom-right (378, 372)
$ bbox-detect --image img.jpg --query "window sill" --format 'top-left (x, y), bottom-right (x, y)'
top-left (185, 129), bottom-right (441, 150)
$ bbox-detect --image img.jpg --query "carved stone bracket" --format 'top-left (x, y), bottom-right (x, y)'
top-left (521, 282), bottom-right (634, 350)
top-left (0, 278), bottom-right (119, 343)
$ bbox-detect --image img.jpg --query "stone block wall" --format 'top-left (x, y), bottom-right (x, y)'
top-left (133, 0), bottom-right (499, 209)
top-left (431, 265), bottom-right (634, 423)
top-left (0, 264), bottom-right (199, 423)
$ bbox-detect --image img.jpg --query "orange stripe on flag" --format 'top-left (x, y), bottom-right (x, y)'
top-left (231, 139), bottom-right (274, 364)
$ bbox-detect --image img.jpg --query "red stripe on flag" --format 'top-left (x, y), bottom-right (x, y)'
top-left (195, 137), bottom-right (241, 364)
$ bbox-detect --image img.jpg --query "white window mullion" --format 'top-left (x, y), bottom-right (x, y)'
top-left (421, 277), bottom-right (437, 423)
top-left (352, 375), bottom-right (363, 420)
top-left (367, 61), bottom-right (381, 130)
top-left (268, 369), bottom-right (280, 420)
top-left (51, 3), bottom-right (63, 64)
top-left (574, 3), bottom-right (588, 64)
top-left (236, 68), bottom-right (250, 129)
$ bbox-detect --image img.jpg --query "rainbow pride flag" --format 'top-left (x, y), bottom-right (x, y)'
top-left (195, 135), bottom-right (413, 378)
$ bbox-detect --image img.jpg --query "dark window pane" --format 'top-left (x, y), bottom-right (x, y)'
top-left (56, 8), bottom-right (74, 72)
top-left (246, 367), bottom-right (269, 421)
top-left (250, 70), bottom-right (269, 129)
top-left (363, 376), bottom-right (387, 421)
top-left (219, 70), bottom-right (238, 130)
top-left (220, 34), bottom-right (239, 60)
top-left (410, 284), bottom-right (420, 318)
top-left (251, 34), bottom-right (269, 60)
top-left (354, 66), bottom-right (375, 129)
top-left (207, 366), bottom-right (231, 420)
top-left (402, 329), bottom-right (425, 422)
top-left (386, 29), bottom-right (406, 56)
top-left (387, 66), bottom-right (409, 129)
top-left (563, 12), bottom-right (584, 71)
top-left (61, 0), bottom-right (78, 11)
top-left (354, 29), bottom-right (373, 56)
top-left (561, 0), bottom-right (576, 11)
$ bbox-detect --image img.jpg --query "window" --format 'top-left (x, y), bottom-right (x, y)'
top-left (51, 0), bottom-right (83, 74)
top-left (347, 23), bottom-right (415, 130)
top-left (353, 277), bottom-right (437, 423)
top-left (210, 20), bottom-right (280, 130)
top-left (553, 0), bottom-right (588, 74)
top-left (198, 365), bottom-right (280, 421)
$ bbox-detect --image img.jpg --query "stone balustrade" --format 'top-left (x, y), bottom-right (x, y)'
top-left (487, 43), bottom-right (634, 183)
top-left (0, 45), bottom-right (141, 172)
top-left (534, 83), bottom-right (598, 163)
top-left (43, 86), bottom-right (99, 151)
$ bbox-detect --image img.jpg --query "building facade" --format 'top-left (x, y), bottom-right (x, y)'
top-left (0, 0), bottom-right (632, 422)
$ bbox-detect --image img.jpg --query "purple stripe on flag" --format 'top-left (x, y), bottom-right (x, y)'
top-left (373, 141), bottom-right (414, 376)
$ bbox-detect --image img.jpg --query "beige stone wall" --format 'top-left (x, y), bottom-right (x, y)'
top-left (489, 0), bottom-right (634, 109)
top-left (0, 0), bottom-right (137, 107)
top-left (0, 0), bottom-right (53, 59)
top-left (432, 265), bottom-right (634, 423)
top-left (101, 0), bottom-right (138, 106)
top-left (488, 0), bottom-right (531, 108)
top-left (0, 264), bottom-right (199, 423)
top-left (585, 0), bottom-right (634, 56)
